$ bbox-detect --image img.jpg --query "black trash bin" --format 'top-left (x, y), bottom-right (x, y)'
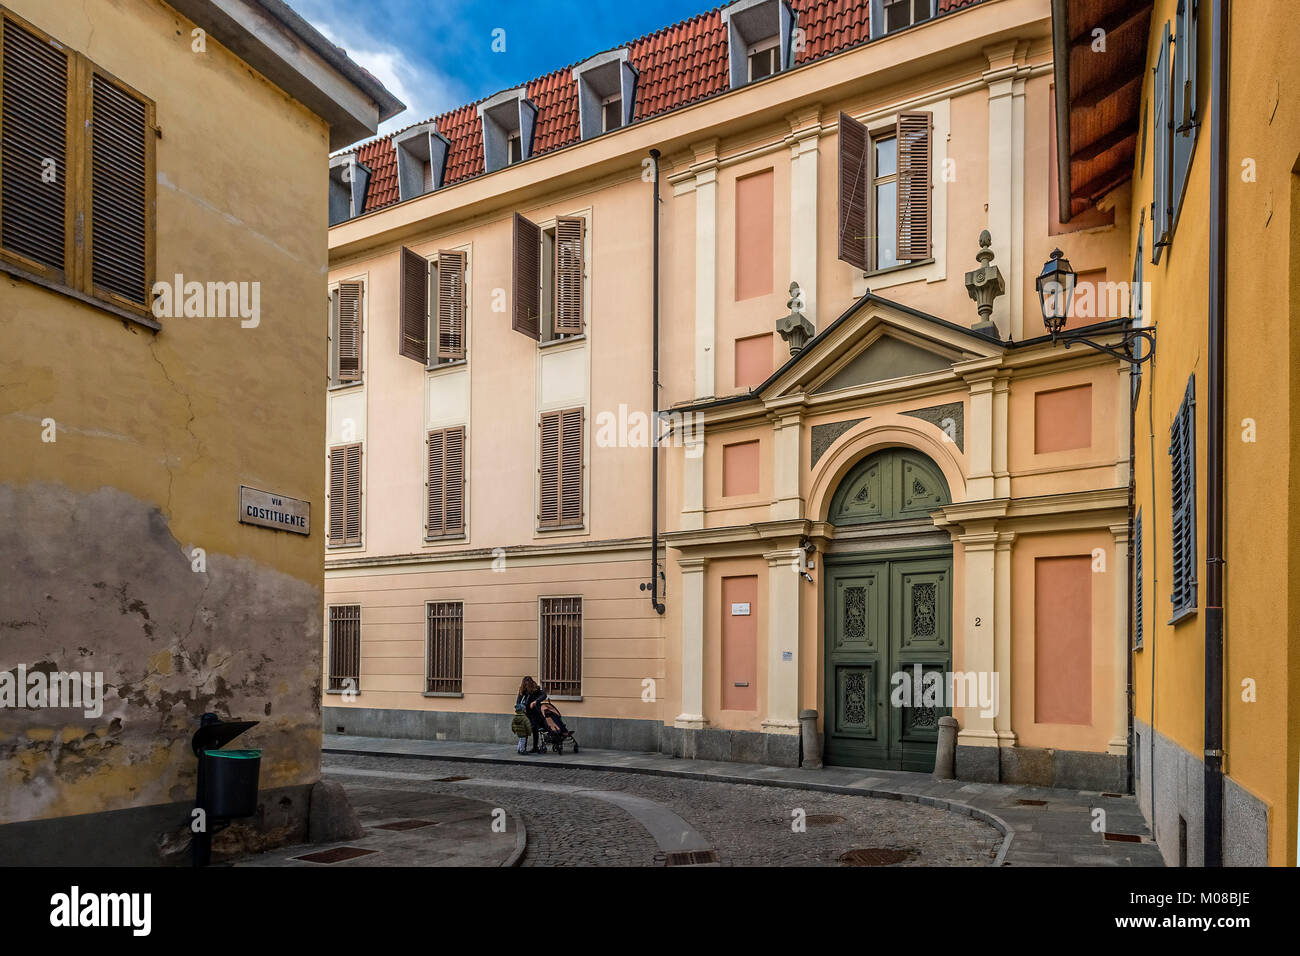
top-left (201, 748), bottom-right (262, 818)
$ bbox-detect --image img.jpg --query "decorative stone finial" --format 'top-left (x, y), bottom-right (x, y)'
top-left (776, 281), bottom-right (815, 355)
top-left (964, 229), bottom-right (1005, 333)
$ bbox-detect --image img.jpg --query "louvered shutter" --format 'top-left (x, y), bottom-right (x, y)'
top-left (1168, 376), bottom-right (1196, 617)
top-left (895, 111), bottom-right (932, 261)
top-left (0, 16), bottom-right (70, 278)
top-left (436, 249), bottom-right (466, 360)
top-left (836, 112), bottom-right (869, 271)
top-left (399, 246), bottom-right (428, 362)
top-left (426, 426), bottom-right (465, 537)
top-left (1177, 0), bottom-right (1197, 128)
top-left (553, 216), bottom-right (584, 335)
top-left (1152, 23), bottom-right (1171, 260)
top-left (539, 410), bottom-right (560, 526)
top-left (512, 212), bottom-right (541, 340)
top-left (343, 442), bottom-right (362, 545)
top-left (89, 72), bottom-right (149, 306)
top-left (336, 281), bottom-right (363, 382)
top-left (328, 446), bottom-right (347, 543)
top-left (560, 407), bottom-right (583, 525)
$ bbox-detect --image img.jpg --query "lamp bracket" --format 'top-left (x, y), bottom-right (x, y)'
top-left (1050, 326), bottom-right (1157, 365)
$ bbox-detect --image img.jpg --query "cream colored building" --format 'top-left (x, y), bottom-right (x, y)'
top-left (324, 0), bottom-right (1140, 787)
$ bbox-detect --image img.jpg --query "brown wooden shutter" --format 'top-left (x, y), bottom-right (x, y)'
top-left (426, 426), bottom-right (465, 537)
top-left (399, 246), bottom-right (428, 362)
top-left (539, 410), bottom-right (560, 526)
top-left (435, 249), bottom-right (466, 359)
top-left (895, 111), bottom-right (932, 261)
top-left (553, 216), bottom-right (584, 335)
top-left (336, 281), bottom-right (363, 382)
top-left (512, 212), bottom-right (541, 340)
top-left (836, 111), bottom-right (869, 272)
top-left (328, 446), bottom-right (347, 542)
top-left (560, 407), bottom-right (583, 525)
top-left (343, 442), bottom-right (362, 545)
top-left (89, 72), bottom-right (149, 306)
top-left (0, 16), bottom-right (71, 279)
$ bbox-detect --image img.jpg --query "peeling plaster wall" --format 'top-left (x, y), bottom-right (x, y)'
top-left (0, 0), bottom-right (329, 852)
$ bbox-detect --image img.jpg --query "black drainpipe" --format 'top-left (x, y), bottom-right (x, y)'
top-left (1204, 0), bottom-right (1230, 868)
top-left (648, 149), bottom-right (666, 615)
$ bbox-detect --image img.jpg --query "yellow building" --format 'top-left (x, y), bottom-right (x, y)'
top-left (324, 0), bottom-right (1150, 792)
top-left (0, 0), bottom-right (400, 863)
top-left (1054, 0), bottom-right (1300, 865)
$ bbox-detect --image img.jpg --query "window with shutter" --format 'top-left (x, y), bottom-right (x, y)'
top-left (399, 246), bottom-right (429, 363)
top-left (0, 14), bottom-right (71, 281)
top-left (426, 602), bottom-right (463, 694)
top-left (836, 112), bottom-right (869, 271)
top-left (512, 212), bottom-right (541, 339)
top-left (327, 604), bottom-right (361, 692)
top-left (435, 249), bottom-right (467, 361)
top-left (539, 407), bottom-right (583, 528)
top-left (426, 426), bottom-right (465, 538)
top-left (1170, 2), bottom-right (1199, 232)
top-left (333, 280), bottom-right (363, 384)
top-left (1151, 23), bottom-right (1172, 262)
top-left (553, 216), bottom-right (584, 335)
top-left (328, 442), bottom-right (363, 547)
top-left (1168, 376), bottom-right (1196, 622)
top-left (1133, 509), bottom-right (1144, 651)
top-left (0, 11), bottom-right (154, 323)
top-left (539, 596), bottom-right (582, 697)
top-left (895, 111), bottom-right (932, 261)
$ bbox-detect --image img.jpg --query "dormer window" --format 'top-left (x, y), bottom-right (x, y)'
top-left (722, 0), bottom-right (794, 89)
top-left (393, 122), bottom-right (449, 201)
top-left (572, 49), bottom-right (636, 141)
top-left (871, 0), bottom-right (936, 38)
top-left (477, 87), bottom-right (537, 173)
top-left (329, 154), bottom-right (370, 225)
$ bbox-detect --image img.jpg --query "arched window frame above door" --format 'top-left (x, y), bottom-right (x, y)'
top-left (827, 447), bottom-right (951, 526)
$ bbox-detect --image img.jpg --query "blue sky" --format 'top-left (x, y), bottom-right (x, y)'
top-left (293, 0), bottom-right (715, 136)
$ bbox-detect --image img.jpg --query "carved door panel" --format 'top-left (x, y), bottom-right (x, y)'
top-left (825, 565), bottom-right (889, 767)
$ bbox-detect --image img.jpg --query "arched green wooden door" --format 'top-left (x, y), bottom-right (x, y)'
top-left (823, 449), bottom-right (954, 771)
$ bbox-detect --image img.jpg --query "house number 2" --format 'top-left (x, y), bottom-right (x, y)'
top-left (974, 617), bottom-right (982, 626)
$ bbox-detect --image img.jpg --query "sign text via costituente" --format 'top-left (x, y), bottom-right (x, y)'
top-left (239, 486), bottom-right (310, 535)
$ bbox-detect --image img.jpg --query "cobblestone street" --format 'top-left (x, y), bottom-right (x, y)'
top-left (323, 753), bottom-right (1003, 866)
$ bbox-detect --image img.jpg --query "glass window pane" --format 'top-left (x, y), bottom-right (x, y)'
top-left (874, 136), bottom-right (896, 178)
top-left (876, 180), bottom-right (899, 269)
top-left (914, 0), bottom-right (931, 23)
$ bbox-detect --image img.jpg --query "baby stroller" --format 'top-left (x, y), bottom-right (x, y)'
top-left (536, 699), bottom-right (579, 754)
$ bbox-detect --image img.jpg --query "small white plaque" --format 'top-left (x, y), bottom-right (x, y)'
top-left (782, 651), bottom-right (793, 662)
top-left (239, 486), bottom-right (310, 535)
top-left (730, 603), bottom-right (751, 616)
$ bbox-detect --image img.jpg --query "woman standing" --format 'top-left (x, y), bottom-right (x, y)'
top-left (515, 676), bottom-right (548, 754)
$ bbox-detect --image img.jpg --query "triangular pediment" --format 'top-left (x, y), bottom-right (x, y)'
top-left (765, 293), bottom-right (1003, 399)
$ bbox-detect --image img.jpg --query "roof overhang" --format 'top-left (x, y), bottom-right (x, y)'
top-left (1050, 0), bottom-right (1152, 222)
top-left (166, 0), bottom-right (405, 150)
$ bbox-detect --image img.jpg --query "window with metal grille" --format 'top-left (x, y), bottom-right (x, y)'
top-left (1133, 509), bottom-right (1144, 650)
top-left (539, 597), bottom-right (582, 698)
top-left (0, 9), bottom-right (154, 322)
top-left (328, 443), bottom-right (363, 547)
top-left (426, 426), bottom-right (465, 538)
top-left (539, 407), bottom-right (583, 528)
top-left (1168, 376), bottom-right (1197, 621)
top-left (327, 604), bottom-right (361, 692)
top-left (426, 601), bottom-right (463, 694)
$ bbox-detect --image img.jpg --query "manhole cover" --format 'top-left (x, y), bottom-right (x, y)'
top-left (804, 814), bottom-right (845, 827)
top-left (373, 819), bottom-right (437, 831)
top-left (293, 846), bottom-right (377, 864)
top-left (1104, 832), bottom-right (1142, 843)
top-left (1101, 792), bottom-right (1124, 798)
top-left (839, 848), bottom-right (916, 867)
top-left (432, 776), bottom-right (469, 782)
top-left (1016, 799), bottom-right (1047, 807)
top-left (664, 849), bottom-right (719, 866)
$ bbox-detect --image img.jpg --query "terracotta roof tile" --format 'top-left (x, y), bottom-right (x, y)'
top-left (352, 0), bottom-right (986, 214)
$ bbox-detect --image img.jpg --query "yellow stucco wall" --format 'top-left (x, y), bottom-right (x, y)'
top-left (0, 0), bottom-right (328, 826)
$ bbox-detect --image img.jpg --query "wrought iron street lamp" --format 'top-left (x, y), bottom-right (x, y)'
top-left (1035, 248), bottom-right (1156, 364)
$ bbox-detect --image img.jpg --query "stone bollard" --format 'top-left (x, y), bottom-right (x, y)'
top-left (934, 716), bottom-right (959, 779)
top-left (799, 709), bottom-right (822, 769)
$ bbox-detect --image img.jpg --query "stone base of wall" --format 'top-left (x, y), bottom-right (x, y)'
top-left (325, 706), bottom-right (803, 768)
top-left (1133, 719), bottom-right (1270, 866)
top-left (0, 782), bottom-right (312, 866)
top-left (955, 744), bottom-right (1128, 792)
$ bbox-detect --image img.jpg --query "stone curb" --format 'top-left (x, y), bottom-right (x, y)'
top-left (325, 745), bottom-right (1014, 867)
top-left (503, 806), bottom-right (527, 867)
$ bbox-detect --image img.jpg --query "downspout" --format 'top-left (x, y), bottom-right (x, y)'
top-left (649, 149), bottom-right (666, 615)
top-left (1204, 0), bottom-right (1230, 867)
